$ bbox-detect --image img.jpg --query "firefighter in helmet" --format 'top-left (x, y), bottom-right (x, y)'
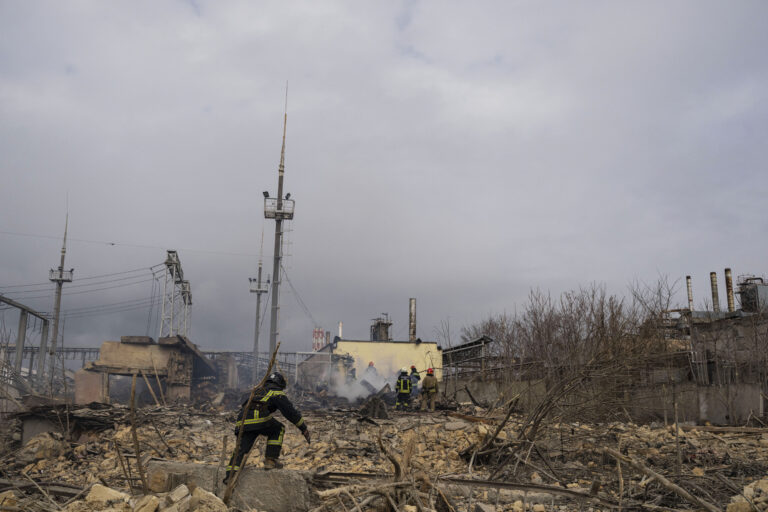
top-left (224, 371), bottom-right (310, 481)
top-left (420, 368), bottom-right (439, 412)
top-left (395, 367), bottom-right (412, 410)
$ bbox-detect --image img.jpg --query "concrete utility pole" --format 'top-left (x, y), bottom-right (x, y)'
top-left (48, 214), bottom-right (73, 386)
top-left (264, 89), bottom-right (295, 357)
top-left (249, 259), bottom-right (269, 385)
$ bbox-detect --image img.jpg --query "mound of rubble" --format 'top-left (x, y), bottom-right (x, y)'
top-left (2, 399), bottom-right (768, 511)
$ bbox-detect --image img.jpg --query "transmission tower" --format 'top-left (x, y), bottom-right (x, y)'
top-left (159, 250), bottom-right (192, 338)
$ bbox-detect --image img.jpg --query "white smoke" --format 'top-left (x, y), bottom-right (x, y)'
top-left (330, 375), bottom-right (371, 402)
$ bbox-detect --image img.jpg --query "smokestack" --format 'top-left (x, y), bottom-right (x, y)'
top-left (338, 321), bottom-right (343, 339)
top-left (408, 298), bottom-right (417, 341)
top-left (710, 272), bottom-right (720, 313)
top-left (725, 268), bottom-right (735, 312)
top-left (686, 275), bottom-right (694, 311)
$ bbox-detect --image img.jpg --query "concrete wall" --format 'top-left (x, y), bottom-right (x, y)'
top-left (697, 383), bottom-right (763, 424)
top-left (627, 383), bottom-right (699, 423)
top-left (74, 370), bottom-right (108, 404)
top-left (446, 372), bottom-right (763, 425)
top-left (332, 340), bottom-right (442, 382)
top-left (96, 341), bottom-right (172, 370)
top-left (444, 374), bottom-right (547, 410)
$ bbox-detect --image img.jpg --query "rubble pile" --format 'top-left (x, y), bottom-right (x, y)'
top-left (1, 400), bottom-right (768, 511)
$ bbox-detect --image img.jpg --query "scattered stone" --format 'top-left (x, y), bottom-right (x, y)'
top-left (189, 487), bottom-right (227, 512)
top-left (133, 495), bottom-right (160, 512)
top-left (85, 484), bottom-right (129, 503)
top-left (16, 432), bottom-right (68, 464)
top-left (727, 503), bottom-right (753, 512)
top-left (0, 490), bottom-right (19, 507)
top-left (444, 421), bottom-right (468, 431)
top-left (165, 484), bottom-right (190, 504)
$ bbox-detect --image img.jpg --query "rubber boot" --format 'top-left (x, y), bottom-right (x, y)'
top-left (263, 457), bottom-right (283, 470)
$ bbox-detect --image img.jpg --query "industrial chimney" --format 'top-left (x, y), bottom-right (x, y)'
top-left (710, 272), bottom-right (720, 313)
top-left (409, 298), bottom-right (417, 341)
top-left (686, 275), bottom-right (694, 311)
top-left (725, 268), bottom-right (735, 312)
top-left (338, 321), bottom-right (343, 339)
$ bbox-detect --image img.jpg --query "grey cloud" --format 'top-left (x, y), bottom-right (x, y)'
top-left (1, 1), bottom-right (767, 353)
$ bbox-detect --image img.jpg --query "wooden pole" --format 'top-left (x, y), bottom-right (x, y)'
top-left (140, 369), bottom-right (161, 407)
top-left (130, 373), bottom-right (149, 493)
top-left (150, 355), bottom-right (166, 406)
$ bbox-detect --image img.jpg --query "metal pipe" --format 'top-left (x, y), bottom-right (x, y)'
top-left (725, 268), bottom-right (735, 312)
top-left (686, 275), bottom-right (694, 311)
top-left (409, 298), bottom-right (417, 341)
top-left (710, 272), bottom-right (720, 313)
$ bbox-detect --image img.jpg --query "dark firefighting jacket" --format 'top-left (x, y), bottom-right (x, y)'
top-left (236, 383), bottom-right (307, 433)
top-left (396, 375), bottom-right (412, 394)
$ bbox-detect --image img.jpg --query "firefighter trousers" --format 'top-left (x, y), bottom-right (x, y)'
top-left (395, 392), bottom-right (411, 410)
top-left (420, 391), bottom-right (437, 411)
top-left (226, 418), bottom-right (285, 477)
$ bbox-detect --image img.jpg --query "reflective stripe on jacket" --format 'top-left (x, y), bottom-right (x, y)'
top-left (236, 385), bottom-right (307, 432)
top-left (396, 376), bottom-right (411, 394)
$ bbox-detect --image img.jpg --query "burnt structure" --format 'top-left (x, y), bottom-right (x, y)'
top-left (74, 335), bottom-right (218, 404)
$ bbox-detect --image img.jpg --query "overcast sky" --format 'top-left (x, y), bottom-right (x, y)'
top-left (1, 1), bottom-right (767, 354)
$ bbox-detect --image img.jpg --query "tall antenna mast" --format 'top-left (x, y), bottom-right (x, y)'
top-left (48, 211), bottom-right (74, 388)
top-left (264, 83), bottom-right (294, 357)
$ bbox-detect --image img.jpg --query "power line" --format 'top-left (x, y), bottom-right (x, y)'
top-left (0, 230), bottom-right (258, 258)
top-left (0, 265), bottom-right (162, 290)
top-left (62, 301), bottom-right (155, 320)
top-left (4, 274), bottom-right (153, 296)
top-left (281, 264), bottom-right (318, 327)
top-left (1, 266), bottom-right (163, 294)
top-left (1, 277), bottom-right (155, 301)
top-left (62, 296), bottom-right (156, 314)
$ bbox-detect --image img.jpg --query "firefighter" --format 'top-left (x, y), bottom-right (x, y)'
top-left (224, 371), bottom-right (310, 482)
top-left (395, 367), bottom-right (412, 410)
top-left (420, 368), bottom-right (439, 412)
top-left (409, 365), bottom-right (421, 398)
top-left (364, 361), bottom-right (378, 378)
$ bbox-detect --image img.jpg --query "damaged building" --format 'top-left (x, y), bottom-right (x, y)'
top-left (74, 335), bottom-right (220, 404)
top-left (297, 300), bottom-right (443, 394)
top-left (443, 269), bottom-right (768, 426)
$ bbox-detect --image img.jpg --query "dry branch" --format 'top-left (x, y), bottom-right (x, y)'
top-left (603, 447), bottom-right (721, 512)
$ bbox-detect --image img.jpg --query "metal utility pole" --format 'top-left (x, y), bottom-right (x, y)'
top-left (264, 90), bottom-right (295, 356)
top-left (48, 214), bottom-right (73, 385)
top-left (249, 260), bottom-right (269, 384)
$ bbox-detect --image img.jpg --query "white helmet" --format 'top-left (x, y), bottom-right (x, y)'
top-left (400, 367), bottom-right (408, 374)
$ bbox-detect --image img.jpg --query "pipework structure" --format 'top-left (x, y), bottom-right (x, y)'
top-left (264, 96), bottom-right (295, 356)
top-left (159, 250), bottom-right (192, 338)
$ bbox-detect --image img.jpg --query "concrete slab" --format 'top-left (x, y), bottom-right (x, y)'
top-left (146, 460), bottom-right (315, 511)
